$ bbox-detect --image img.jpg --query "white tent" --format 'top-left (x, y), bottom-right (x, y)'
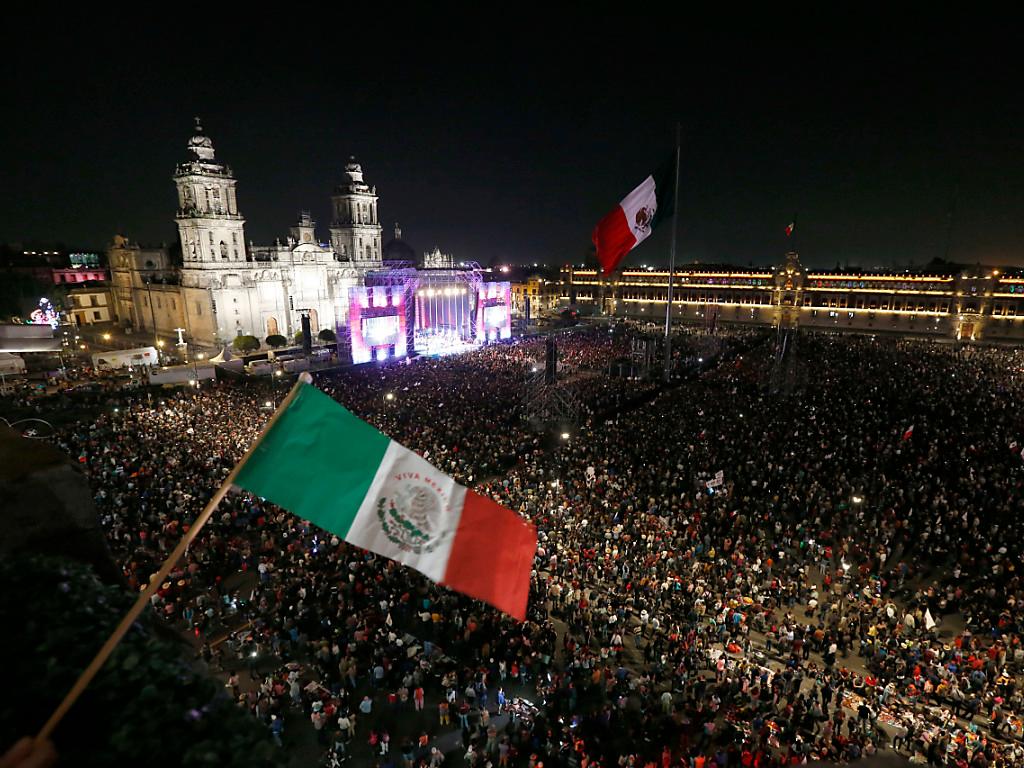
top-left (0, 352), bottom-right (27, 375)
top-left (209, 346), bottom-right (233, 363)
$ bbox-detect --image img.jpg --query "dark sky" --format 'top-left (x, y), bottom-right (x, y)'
top-left (2, 20), bottom-right (1021, 270)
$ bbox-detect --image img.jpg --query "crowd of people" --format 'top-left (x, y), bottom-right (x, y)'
top-left (39, 325), bottom-right (1024, 766)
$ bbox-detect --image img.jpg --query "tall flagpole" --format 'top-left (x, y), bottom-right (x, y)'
top-left (35, 379), bottom-right (307, 743)
top-left (664, 124), bottom-right (682, 382)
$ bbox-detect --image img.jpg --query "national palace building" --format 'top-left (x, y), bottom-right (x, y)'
top-left (560, 251), bottom-right (1024, 343)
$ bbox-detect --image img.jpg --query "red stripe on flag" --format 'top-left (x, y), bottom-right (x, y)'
top-left (442, 490), bottom-right (536, 620)
top-left (592, 205), bottom-right (636, 275)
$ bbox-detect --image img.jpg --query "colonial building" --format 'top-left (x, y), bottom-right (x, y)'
top-left (562, 251), bottom-right (1024, 343)
top-left (511, 275), bottom-right (561, 318)
top-left (109, 121), bottom-right (382, 349)
top-left (67, 286), bottom-right (113, 326)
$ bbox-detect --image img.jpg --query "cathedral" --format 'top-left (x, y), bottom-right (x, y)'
top-left (108, 121), bottom-right (388, 349)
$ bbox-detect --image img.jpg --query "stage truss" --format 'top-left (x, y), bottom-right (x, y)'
top-left (521, 339), bottom-right (582, 430)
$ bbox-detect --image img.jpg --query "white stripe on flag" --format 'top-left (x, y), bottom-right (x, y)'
top-left (619, 175), bottom-right (658, 246)
top-left (344, 441), bottom-right (466, 582)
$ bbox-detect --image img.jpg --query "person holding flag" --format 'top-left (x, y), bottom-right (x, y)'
top-left (34, 373), bottom-right (537, 743)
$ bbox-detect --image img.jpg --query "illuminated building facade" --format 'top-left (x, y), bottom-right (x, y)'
top-left (561, 251), bottom-right (1024, 342)
top-left (108, 122), bottom-right (380, 348)
top-left (511, 276), bottom-right (561, 318)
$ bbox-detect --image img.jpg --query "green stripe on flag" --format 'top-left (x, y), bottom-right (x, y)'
top-left (234, 384), bottom-right (392, 537)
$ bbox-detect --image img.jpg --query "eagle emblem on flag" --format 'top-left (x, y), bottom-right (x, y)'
top-left (377, 483), bottom-right (449, 554)
top-left (634, 205), bottom-right (655, 235)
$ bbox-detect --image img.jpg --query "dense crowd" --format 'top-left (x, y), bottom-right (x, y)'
top-left (44, 326), bottom-right (1024, 766)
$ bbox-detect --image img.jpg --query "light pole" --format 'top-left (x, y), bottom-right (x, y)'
top-left (145, 277), bottom-right (159, 355)
top-left (174, 327), bottom-right (187, 364)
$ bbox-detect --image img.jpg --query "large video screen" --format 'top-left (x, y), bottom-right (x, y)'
top-left (348, 285), bottom-right (409, 364)
top-left (484, 305), bottom-right (508, 327)
top-left (362, 315), bottom-right (399, 344)
top-left (475, 282), bottom-right (512, 343)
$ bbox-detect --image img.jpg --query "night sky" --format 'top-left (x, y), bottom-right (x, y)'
top-left (2, 22), bottom-right (1021, 270)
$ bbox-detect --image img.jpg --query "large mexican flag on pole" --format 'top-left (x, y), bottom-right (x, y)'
top-left (591, 157), bottom-right (675, 275)
top-left (234, 383), bottom-right (537, 620)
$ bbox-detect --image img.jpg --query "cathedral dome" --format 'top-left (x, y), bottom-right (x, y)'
top-left (383, 223), bottom-right (416, 264)
top-left (344, 157), bottom-right (364, 183)
top-left (186, 118), bottom-right (216, 161)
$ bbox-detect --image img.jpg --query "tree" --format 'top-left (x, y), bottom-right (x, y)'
top-left (317, 328), bottom-right (336, 343)
top-left (0, 555), bottom-right (284, 767)
top-left (293, 330), bottom-right (304, 344)
top-left (232, 335), bottom-right (260, 353)
top-left (264, 334), bottom-right (287, 348)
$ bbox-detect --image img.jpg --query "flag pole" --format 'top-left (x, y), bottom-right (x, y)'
top-left (664, 123), bottom-right (682, 382)
top-left (35, 379), bottom-right (307, 744)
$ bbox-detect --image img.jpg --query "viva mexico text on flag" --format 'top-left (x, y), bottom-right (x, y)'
top-left (591, 157), bottom-right (675, 275)
top-left (232, 383), bottom-right (537, 620)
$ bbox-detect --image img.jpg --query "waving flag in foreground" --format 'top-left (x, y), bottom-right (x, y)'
top-left (234, 383), bottom-right (537, 620)
top-left (591, 158), bottom-right (675, 275)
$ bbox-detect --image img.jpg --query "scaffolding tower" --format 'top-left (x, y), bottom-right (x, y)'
top-left (522, 338), bottom-right (582, 429)
top-left (629, 336), bottom-right (658, 379)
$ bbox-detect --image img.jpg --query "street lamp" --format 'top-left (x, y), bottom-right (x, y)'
top-left (385, 392), bottom-right (395, 402)
top-left (560, 432), bottom-right (570, 440)
top-left (102, 333), bottom-right (111, 341)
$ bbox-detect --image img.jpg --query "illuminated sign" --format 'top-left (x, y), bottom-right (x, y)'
top-left (29, 298), bottom-right (60, 328)
top-left (69, 253), bottom-right (101, 268)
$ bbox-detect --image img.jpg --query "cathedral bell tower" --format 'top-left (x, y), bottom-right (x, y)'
top-left (174, 118), bottom-right (247, 269)
top-left (291, 211), bottom-right (317, 245)
top-left (329, 157), bottom-right (382, 267)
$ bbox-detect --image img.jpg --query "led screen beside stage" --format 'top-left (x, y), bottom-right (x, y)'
top-left (484, 305), bottom-right (508, 327)
top-left (348, 285), bottom-right (408, 364)
top-left (476, 282), bottom-right (512, 343)
top-left (362, 315), bottom-right (399, 343)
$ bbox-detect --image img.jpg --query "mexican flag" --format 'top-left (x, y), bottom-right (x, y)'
top-left (234, 383), bottom-right (537, 620)
top-left (902, 424), bottom-right (915, 440)
top-left (785, 215), bottom-right (797, 238)
top-left (591, 158), bottom-right (675, 275)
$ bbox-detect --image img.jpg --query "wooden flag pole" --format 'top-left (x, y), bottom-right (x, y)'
top-left (36, 379), bottom-right (306, 743)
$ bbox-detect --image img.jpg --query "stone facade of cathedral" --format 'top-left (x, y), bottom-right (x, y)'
top-left (108, 121), bottom-right (384, 350)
